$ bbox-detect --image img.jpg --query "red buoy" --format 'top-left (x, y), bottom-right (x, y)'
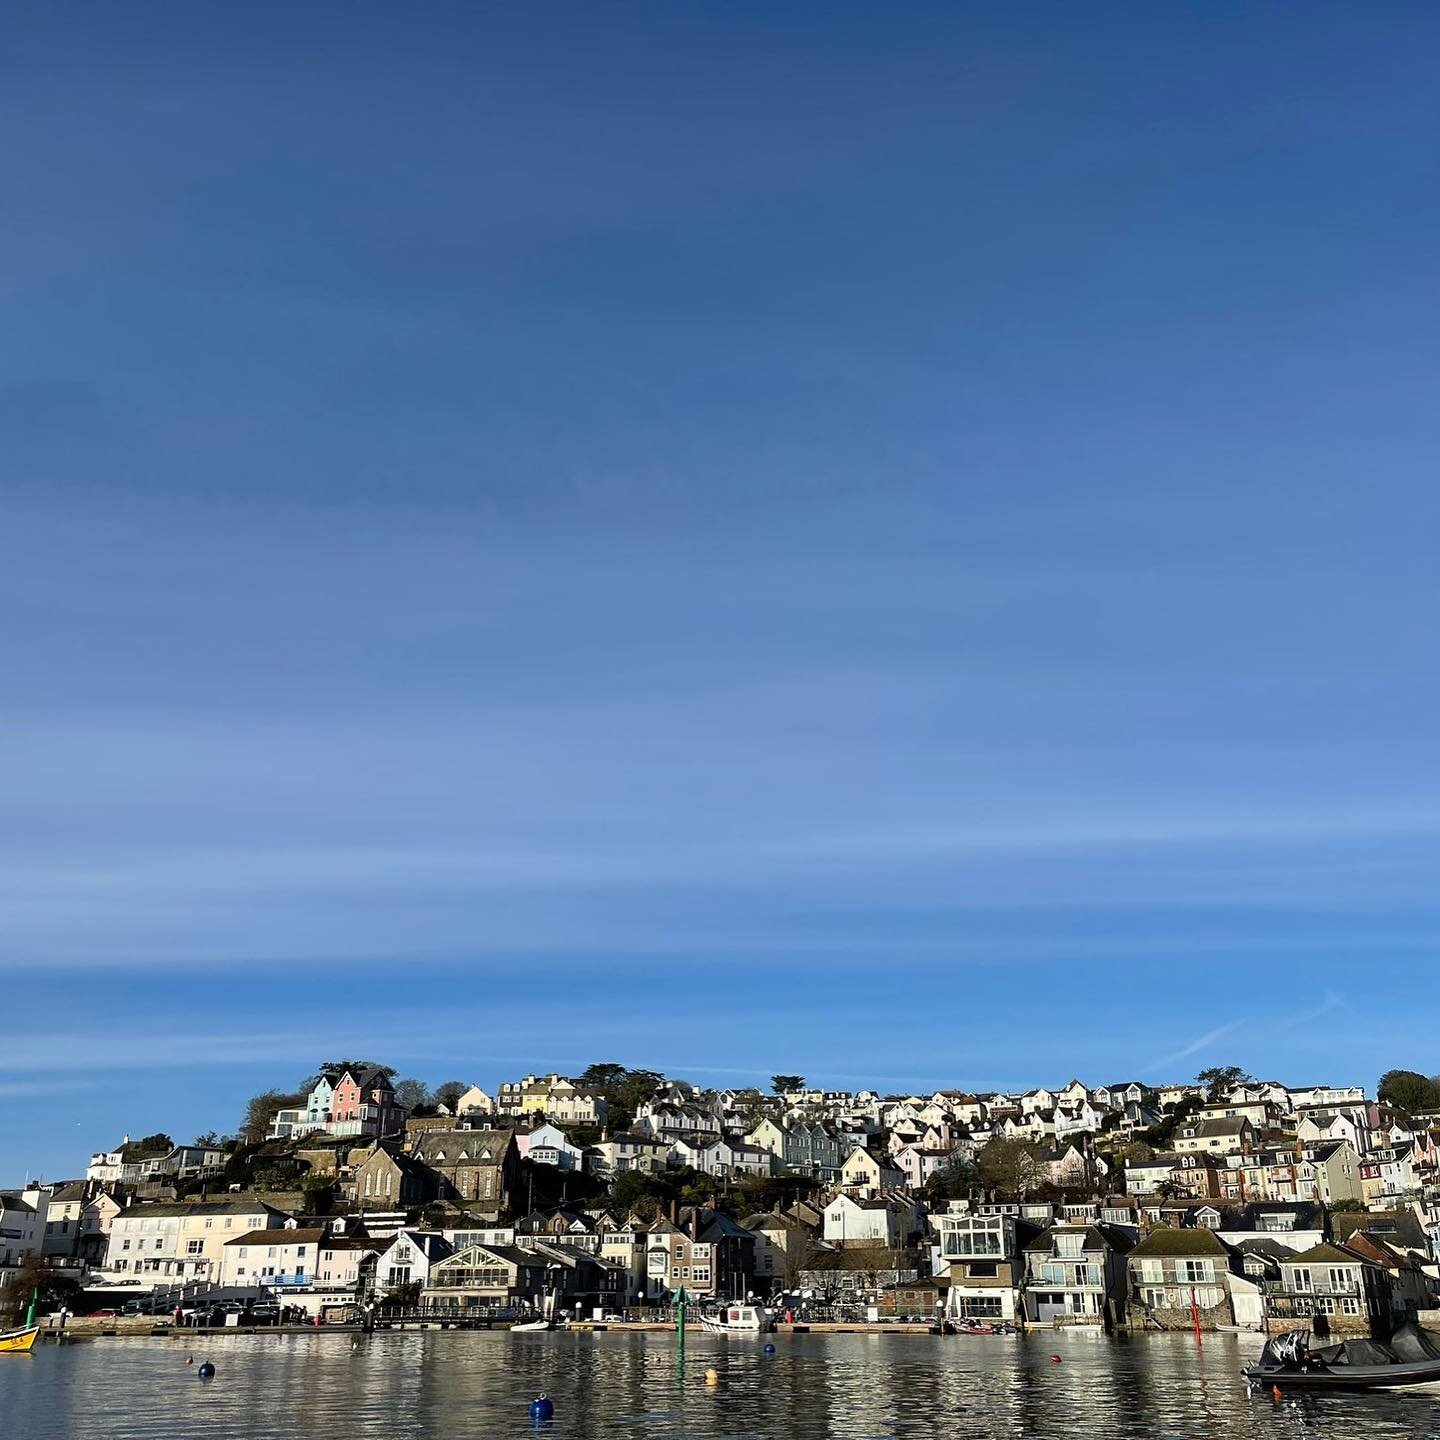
top-left (1271, 1385), bottom-right (1282, 1401)
top-left (1050, 1354), bottom-right (1063, 1364)
top-left (185, 1356), bottom-right (194, 1366)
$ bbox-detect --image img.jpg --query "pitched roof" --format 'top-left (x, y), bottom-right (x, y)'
top-left (116, 1200), bottom-right (287, 1220)
top-left (226, 1227), bottom-right (328, 1247)
top-left (1024, 1224), bottom-right (1135, 1254)
top-left (1331, 1208), bottom-right (1429, 1249)
top-left (412, 1130), bottom-right (512, 1164)
top-left (1282, 1241), bottom-right (1374, 1267)
top-left (1129, 1227), bottom-right (1230, 1258)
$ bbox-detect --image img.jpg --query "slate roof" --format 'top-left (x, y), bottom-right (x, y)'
top-left (1024, 1224), bottom-right (1136, 1254)
top-left (1332, 1209), bottom-right (1429, 1251)
top-left (1129, 1227), bottom-right (1230, 1258)
top-left (226, 1226), bottom-right (327, 1247)
top-left (1282, 1241), bottom-right (1374, 1267)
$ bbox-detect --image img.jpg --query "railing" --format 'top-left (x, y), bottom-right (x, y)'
top-left (377, 1305), bottom-right (527, 1323)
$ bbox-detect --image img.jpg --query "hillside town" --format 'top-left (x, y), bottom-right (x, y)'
top-left (6, 1063), bottom-right (1440, 1339)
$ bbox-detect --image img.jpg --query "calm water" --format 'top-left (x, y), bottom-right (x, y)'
top-left (5, 1329), bottom-right (1440, 1440)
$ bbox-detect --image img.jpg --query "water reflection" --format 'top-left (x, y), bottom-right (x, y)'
top-left (2, 1329), bottom-right (1439, 1440)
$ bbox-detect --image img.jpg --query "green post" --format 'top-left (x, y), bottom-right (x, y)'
top-left (676, 1284), bottom-right (687, 1364)
top-left (25, 1286), bottom-right (38, 1328)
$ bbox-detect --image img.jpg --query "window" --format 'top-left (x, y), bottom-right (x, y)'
top-left (1341, 1298), bottom-right (1362, 1316)
top-left (1291, 1268), bottom-right (1312, 1293)
top-left (1142, 1287), bottom-right (1167, 1309)
top-left (1181, 1261), bottom-right (1213, 1283)
top-left (1140, 1260), bottom-right (1164, 1284)
top-left (1055, 1234), bottom-right (1084, 1259)
top-left (186, 1240), bottom-right (204, 1255)
top-left (1328, 1267), bottom-right (1353, 1292)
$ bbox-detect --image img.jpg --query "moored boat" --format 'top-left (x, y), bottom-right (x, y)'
top-left (1244, 1325), bottom-right (1440, 1391)
top-left (0, 1325), bottom-right (39, 1355)
top-left (701, 1304), bottom-right (774, 1334)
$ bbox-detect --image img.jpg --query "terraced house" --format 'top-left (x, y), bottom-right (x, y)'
top-left (102, 1199), bottom-right (290, 1289)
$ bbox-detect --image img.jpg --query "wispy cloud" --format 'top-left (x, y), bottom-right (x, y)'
top-left (0, 1079), bottom-right (99, 1099)
top-left (1146, 1021), bottom-right (1244, 1077)
top-left (1278, 989), bottom-right (1344, 1029)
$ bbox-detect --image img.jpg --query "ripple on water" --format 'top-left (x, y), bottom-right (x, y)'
top-left (4, 1330), bottom-right (1440, 1440)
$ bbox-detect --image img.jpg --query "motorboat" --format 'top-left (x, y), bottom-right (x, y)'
top-left (701, 1304), bottom-right (774, 1334)
top-left (1244, 1324), bottom-right (1440, 1391)
top-left (0, 1324), bottom-right (39, 1354)
top-left (510, 1316), bottom-right (554, 1333)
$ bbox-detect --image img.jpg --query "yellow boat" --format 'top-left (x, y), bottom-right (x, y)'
top-left (0, 1325), bottom-right (39, 1354)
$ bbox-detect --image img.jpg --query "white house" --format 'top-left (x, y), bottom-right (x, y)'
top-left (0, 1188), bottom-right (46, 1299)
top-left (823, 1193), bottom-right (917, 1249)
top-left (375, 1230), bottom-right (454, 1293)
top-left (519, 1123), bottom-right (583, 1172)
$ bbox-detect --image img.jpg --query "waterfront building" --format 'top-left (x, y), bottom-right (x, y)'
top-left (1021, 1222), bottom-right (1135, 1326)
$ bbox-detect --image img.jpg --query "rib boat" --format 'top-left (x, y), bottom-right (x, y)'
top-left (1245, 1324), bottom-right (1440, 1391)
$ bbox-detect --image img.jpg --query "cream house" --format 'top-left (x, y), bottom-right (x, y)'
top-left (102, 1199), bottom-right (290, 1289)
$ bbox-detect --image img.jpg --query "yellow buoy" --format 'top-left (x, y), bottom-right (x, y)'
top-left (704, 1368), bottom-right (719, 1386)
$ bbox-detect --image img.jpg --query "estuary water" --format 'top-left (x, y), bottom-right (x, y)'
top-left (4, 1328), bottom-right (1440, 1440)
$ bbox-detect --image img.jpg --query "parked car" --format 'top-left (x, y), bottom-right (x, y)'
top-left (89, 1308), bottom-right (121, 1319)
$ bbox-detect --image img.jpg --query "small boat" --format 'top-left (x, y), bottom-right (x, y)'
top-left (701, 1304), bottom-right (773, 1334)
top-left (955, 1320), bottom-right (999, 1335)
top-left (0, 1325), bottom-right (39, 1355)
top-left (1245, 1325), bottom-right (1440, 1392)
top-left (510, 1316), bottom-right (553, 1332)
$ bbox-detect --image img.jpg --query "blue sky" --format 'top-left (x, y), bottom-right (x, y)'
top-left (4, 1), bottom-right (1440, 1182)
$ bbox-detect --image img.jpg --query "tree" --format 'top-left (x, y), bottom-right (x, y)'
top-left (922, 1147), bottom-right (977, 1202)
top-left (318, 1060), bottom-right (396, 1079)
top-left (771, 1075), bottom-right (805, 1095)
top-left (241, 1090), bottom-right (302, 1145)
top-left (2, 1256), bottom-right (81, 1322)
top-left (1377, 1070), bottom-right (1440, 1117)
top-left (975, 1137), bottom-right (1047, 1197)
top-left (615, 1069), bottom-right (664, 1110)
top-left (194, 1131), bottom-right (222, 1148)
top-left (125, 1132), bottom-right (174, 1157)
top-left (579, 1063), bottom-right (630, 1093)
top-left (392, 1077), bottom-right (431, 1111)
top-left (1195, 1066), bottom-right (1252, 1101)
top-left (433, 1080), bottom-right (468, 1110)
top-left (779, 1226), bottom-right (822, 1291)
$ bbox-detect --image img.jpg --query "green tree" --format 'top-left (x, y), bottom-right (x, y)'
top-left (433, 1080), bottom-right (468, 1110)
top-left (578, 1063), bottom-right (630, 1093)
top-left (615, 1069), bottom-right (664, 1111)
top-left (2, 1256), bottom-right (81, 1322)
top-left (771, 1075), bottom-right (805, 1094)
top-left (125, 1132), bottom-right (174, 1157)
top-left (392, 1077), bottom-right (431, 1111)
top-left (1195, 1066), bottom-right (1252, 1101)
top-left (1377, 1069), bottom-right (1440, 1116)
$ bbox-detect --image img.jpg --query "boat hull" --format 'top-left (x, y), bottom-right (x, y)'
top-left (0, 1326), bottom-right (39, 1354)
top-left (1246, 1362), bottom-right (1440, 1392)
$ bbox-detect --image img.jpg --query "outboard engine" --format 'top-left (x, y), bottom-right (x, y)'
top-left (1259, 1330), bottom-right (1309, 1368)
